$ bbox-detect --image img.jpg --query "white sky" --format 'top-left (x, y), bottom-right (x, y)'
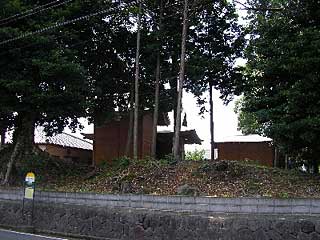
top-left (65, 0), bottom-right (248, 152)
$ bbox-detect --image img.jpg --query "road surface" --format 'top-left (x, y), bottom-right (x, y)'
top-left (0, 229), bottom-right (70, 240)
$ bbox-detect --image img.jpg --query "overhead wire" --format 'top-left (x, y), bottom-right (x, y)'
top-left (0, 0), bottom-right (146, 46)
top-left (0, 0), bottom-right (73, 26)
top-left (0, 0), bottom-right (184, 49)
top-left (0, 0), bottom-right (59, 22)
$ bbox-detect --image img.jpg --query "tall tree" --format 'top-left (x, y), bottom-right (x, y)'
top-left (0, 0), bottom-right (88, 183)
top-left (241, 0), bottom-right (320, 172)
top-left (151, 0), bottom-right (164, 158)
top-left (133, 3), bottom-right (142, 160)
top-left (173, 0), bottom-right (189, 161)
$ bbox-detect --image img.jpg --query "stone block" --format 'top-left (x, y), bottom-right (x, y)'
top-left (273, 206), bottom-right (292, 214)
top-left (141, 195), bottom-right (154, 203)
top-left (292, 199), bottom-right (311, 206)
top-left (209, 198), bottom-right (228, 205)
top-left (311, 199), bottom-right (320, 208)
top-left (167, 196), bottom-right (181, 204)
top-left (154, 196), bottom-right (168, 203)
top-left (267, 229), bottom-right (283, 240)
top-left (274, 199), bottom-right (292, 206)
top-left (208, 204), bottom-right (226, 213)
top-left (292, 205), bottom-right (310, 214)
top-left (130, 201), bottom-right (143, 208)
top-left (253, 229), bottom-right (268, 240)
top-left (297, 232), bottom-right (311, 240)
top-left (153, 203), bottom-right (168, 210)
top-left (282, 233), bottom-right (298, 240)
top-left (225, 205), bottom-right (241, 213)
top-left (193, 204), bottom-right (209, 212)
top-left (240, 198), bottom-right (260, 205)
top-left (311, 206), bottom-right (320, 214)
top-left (240, 205), bottom-right (258, 213)
top-left (258, 198), bottom-right (275, 206)
top-left (142, 201), bottom-right (154, 209)
top-left (258, 205), bottom-right (274, 213)
top-left (237, 228), bottom-right (253, 240)
top-left (195, 197), bottom-right (210, 204)
top-left (181, 196), bottom-right (195, 204)
top-left (315, 220), bottom-right (320, 233)
top-left (311, 232), bottom-right (320, 240)
top-left (130, 194), bottom-right (142, 202)
top-left (301, 220), bottom-right (315, 234)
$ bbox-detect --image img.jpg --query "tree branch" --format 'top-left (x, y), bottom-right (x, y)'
top-left (233, 0), bottom-right (284, 12)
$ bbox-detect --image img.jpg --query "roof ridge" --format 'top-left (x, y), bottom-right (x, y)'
top-left (61, 132), bottom-right (93, 145)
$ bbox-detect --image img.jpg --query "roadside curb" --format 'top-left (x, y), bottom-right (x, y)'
top-left (0, 224), bottom-right (35, 233)
top-left (0, 224), bottom-right (118, 240)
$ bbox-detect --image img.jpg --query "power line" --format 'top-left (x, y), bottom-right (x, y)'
top-left (0, 1), bottom-right (58, 22)
top-left (0, 0), bottom-right (72, 26)
top-left (0, 1), bottom-right (144, 46)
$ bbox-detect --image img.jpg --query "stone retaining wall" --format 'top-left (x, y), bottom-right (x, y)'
top-left (1, 189), bottom-right (320, 239)
top-left (1, 199), bottom-right (320, 240)
top-left (0, 188), bottom-right (320, 215)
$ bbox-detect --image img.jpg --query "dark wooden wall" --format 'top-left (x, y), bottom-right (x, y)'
top-left (37, 144), bottom-right (92, 165)
top-left (216, 142), bottom-right (274, 167)
top-left (94, 114), bottom-right (153, 165)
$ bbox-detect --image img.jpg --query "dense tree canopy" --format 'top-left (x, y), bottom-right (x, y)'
top-left (0, 0), bottom-right (90, 183)
top-left (240, 0), bottom-right (320, 171)
top-left (0, 0), bottom-right (246, 182)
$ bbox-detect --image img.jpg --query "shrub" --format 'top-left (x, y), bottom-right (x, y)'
top-left (185, 149), bottom-right (206, 161)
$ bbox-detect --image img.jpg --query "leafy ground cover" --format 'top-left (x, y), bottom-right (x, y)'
top-left (38, 159), bottom-right (320, 198)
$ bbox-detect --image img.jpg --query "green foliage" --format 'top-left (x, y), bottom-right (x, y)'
top-left (185, 149), bottom-right (206, 161)
top-left (159, 154), bottom-right (177, 165)
top-left (0, 0), bottom-right (89, 137)
top-left (240, 0), bottom-right (320, 170)
top-left (234, 97), bottom-right (261, 135)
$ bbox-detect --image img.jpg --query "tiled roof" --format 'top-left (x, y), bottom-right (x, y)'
top-left (35, 129), bottom-right (93, 150)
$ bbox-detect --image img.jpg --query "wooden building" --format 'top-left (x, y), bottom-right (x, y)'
top-left (83, 113), bottom-right (202, 165)
top-left (35, 131), bottom-right (93, 165)
top-left (215, 135), bottom-right (274, 167)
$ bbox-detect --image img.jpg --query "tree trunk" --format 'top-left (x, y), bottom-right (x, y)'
top-left (173, 0), bottom-right (188, 162)
top-left (2, 114), bottom-right (35, 185)
top-left (125, 88), bottom-right (134, 156)
top-left (209, 82), bottom-right (215, 160)
top-left (151, 54), bottom-right (161, 159)
top-left (133, 3), bottom-right (142, 160)
top-left (0, 127), bottom-right (5, 148)
top-left (2, 137), bottom-right (21, 185)
top-left (151, 0), bottom-right (164, 159)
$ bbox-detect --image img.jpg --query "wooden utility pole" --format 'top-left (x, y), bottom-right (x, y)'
top-left (173, 0), bottom-right (188, 161)
top-left (151, 0), bottom-right (164, 159)
top-left (133, 3), bottom-right (142, 160)
top-left (209, 82), bottom-right (215, 160)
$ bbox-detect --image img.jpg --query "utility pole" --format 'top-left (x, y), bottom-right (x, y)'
top-left (173, 0), bottom-right (188, 161)
top-left (133, 3), bottom-right (142, 160)
top-left (209, 82), bottom-right (215, 160)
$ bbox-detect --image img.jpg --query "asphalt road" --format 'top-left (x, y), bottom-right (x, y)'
top-left (0, 229), bottom-right (71, 240)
